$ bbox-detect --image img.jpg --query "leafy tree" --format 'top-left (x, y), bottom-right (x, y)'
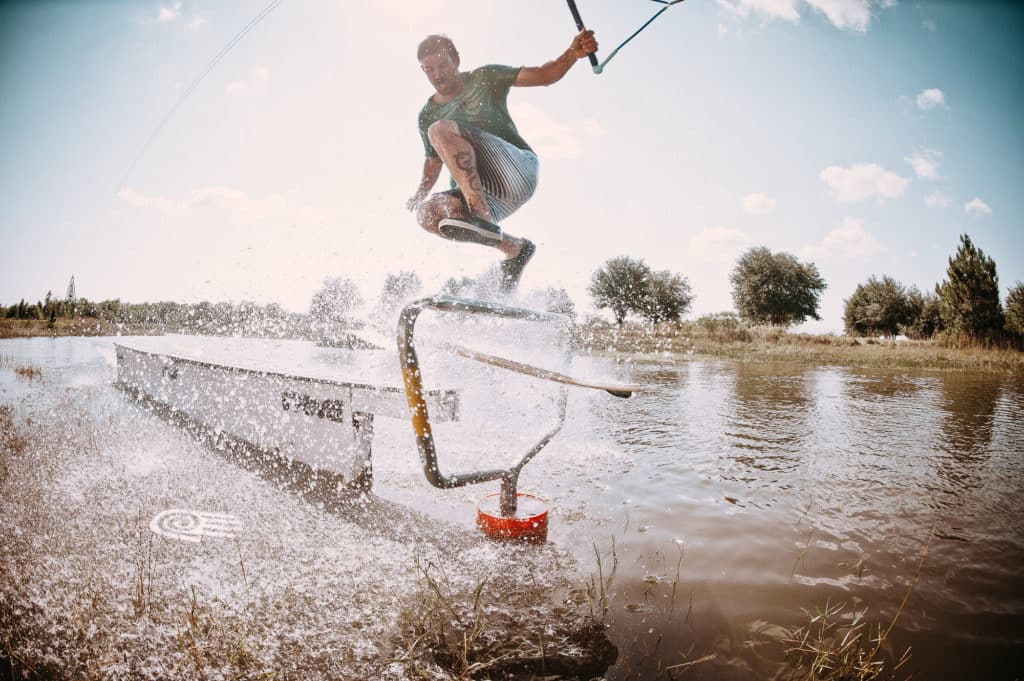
top-left (588, 256), bottom-right (653, 324)
top-left (441, 276), bottom-right (477, 297)
top-left (100, 301), bottom-right (115, 320)
top-left (903, 288), bottom-right (944, 339)
top-left (843, 275), bottom-right (913, 337)
top-left (542, 287), bottom-right (576, 319)
top-left (1005, 282), bottom-right (1024, 337)
top-left (936, 234), bottom-right (1003, 339)
top-left (310, 277), bottom-right (363, 325)
top-left (378, 271), bottom-right (423, 316)
top-left (641, 270), bottom-right (693, 323)
top-left (730, 247), bottom-right (826, 326)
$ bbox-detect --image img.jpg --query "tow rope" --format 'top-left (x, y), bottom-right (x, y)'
top-left (566, 0), bottom-right (687, 74)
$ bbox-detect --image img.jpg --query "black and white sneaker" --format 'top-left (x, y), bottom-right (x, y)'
top-left (438, 215), bottom-right (503, 245)
top-left (500, 239), bottom-right (535, 292)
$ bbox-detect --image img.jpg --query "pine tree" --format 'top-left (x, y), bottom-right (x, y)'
top-left (1005, 282), bottom-right (1024, 337)
top-left (937, 234), bottom-right (1004, 340)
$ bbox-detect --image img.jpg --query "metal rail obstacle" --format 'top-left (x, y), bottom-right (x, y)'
top-left (397, 295), bottom-right (639, 540)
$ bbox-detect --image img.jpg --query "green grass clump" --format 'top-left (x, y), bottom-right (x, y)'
top-left (781, 600), bottom-right (911, 681)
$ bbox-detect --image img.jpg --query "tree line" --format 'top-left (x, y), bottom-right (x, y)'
top-left (586, 233), bottom-right (1022, 346)
top-left (3, 233), bottom-right (1021, 346)
top-left (842, 234), bottom-right (1022, 343)
top-left (0, 272), bottom-right (575, 338)
top-left (0, 296), bottom-right (308, 337)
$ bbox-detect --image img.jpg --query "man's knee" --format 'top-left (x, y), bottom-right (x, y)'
top-left (416, 193), bottom-right (463, 233)
top-left (413, 201), bottom-right (436, 231)
top-left (427, 119), bottom-right (461, 147)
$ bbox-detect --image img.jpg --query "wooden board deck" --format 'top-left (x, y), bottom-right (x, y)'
top-left (440, 342), bottom-right (642, 398)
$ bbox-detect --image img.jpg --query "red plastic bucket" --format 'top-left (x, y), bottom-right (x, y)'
top-left (476, 492), bottom-right (549, 542)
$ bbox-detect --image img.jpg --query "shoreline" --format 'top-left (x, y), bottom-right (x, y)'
top-left (3, 318), bottom-right (1022, 374)
top-left (576, 321), bottom-right (1024, 374)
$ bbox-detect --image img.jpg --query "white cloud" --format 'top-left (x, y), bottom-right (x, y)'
top-left (924, 191), bottom-right (951, 208)
top-left (922, 19), bottom-right (936, 32)
top-left (904, 148), bottom-right (941, 179)
top-left (717, 0), bottom-right (801, 23)
top-left (188, 16), bottom-right (206, 31)
top-left (718, 0), bottom-right (891, 31)
top-left (687, 226), bottom-right (752, 265)
top-left (117, 185), bottom-right (321, 225)
top-left (510, 102), bottom-right (605, 161)
top-left (742, 192), bottom-right (776, 215)
top-left (820, 163), bottom-right (910, 203)
top-left (801, 217), bottom-right (886, 259)
top-left (226, 66), bottom-right (270, 96)
top-left (964, 197), bottom-right (992, 217)
top-left (916, 88), bottom-right (947, 111)
top-left (117, 186), bottom-right (189, 217)
top-left (158, 1), bottom-right (181, 22)
top-left (805, 0), bottom-right (873, 32)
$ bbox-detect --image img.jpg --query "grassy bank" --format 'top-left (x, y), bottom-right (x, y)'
top-left (577, 319), bottom-right (1024, 374)
top-left (0, 317), bottom-right (321, 341)
top-left (0, 318), bottom-right (162, 339)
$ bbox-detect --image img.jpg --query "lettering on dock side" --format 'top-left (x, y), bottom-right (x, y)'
top-left (281, 391), bottom-right (347, 423)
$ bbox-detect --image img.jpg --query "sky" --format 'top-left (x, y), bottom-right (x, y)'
top-left (1, 0), bottom-right (1021, 332)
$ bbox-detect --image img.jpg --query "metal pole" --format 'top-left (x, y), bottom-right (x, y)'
top-left (397, 296), bottom-right (572, 517)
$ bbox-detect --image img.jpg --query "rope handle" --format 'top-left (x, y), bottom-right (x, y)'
top-left (567, 0), bottom-right (686, 75)
top-left (566, 0), bottom-right (602, 73)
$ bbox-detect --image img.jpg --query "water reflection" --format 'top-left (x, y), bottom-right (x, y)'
top-left (938, 372), bottom-right (999, 464)
top-left (595, 364), bottom-right (691, 451)
top-left (723, 363), bottom-right (810, 475)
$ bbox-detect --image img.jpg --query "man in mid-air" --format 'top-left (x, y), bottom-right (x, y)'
top-left (407, 30), bottom-right (598, 292)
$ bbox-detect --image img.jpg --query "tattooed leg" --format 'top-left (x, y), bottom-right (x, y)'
top-left (426, 120), bottom-right (494, 220)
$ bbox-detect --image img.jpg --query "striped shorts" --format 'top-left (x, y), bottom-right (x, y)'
top-left (442, 123), bottom-right (539, 223)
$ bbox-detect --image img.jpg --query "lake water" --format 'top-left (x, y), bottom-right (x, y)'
top-left (2, 336), bottom-right (1022, 679)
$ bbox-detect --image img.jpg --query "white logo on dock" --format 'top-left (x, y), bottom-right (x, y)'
top-left (150, 509), bottom-right (240, 543)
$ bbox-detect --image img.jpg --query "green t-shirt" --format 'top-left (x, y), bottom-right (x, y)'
top-left (417, 64), bottom-right (532, 157)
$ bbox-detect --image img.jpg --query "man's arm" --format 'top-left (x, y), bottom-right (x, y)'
top-left (407, 156), bottom-right (444, 211)
top-left (514, 30), bottom-right (598, 87)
